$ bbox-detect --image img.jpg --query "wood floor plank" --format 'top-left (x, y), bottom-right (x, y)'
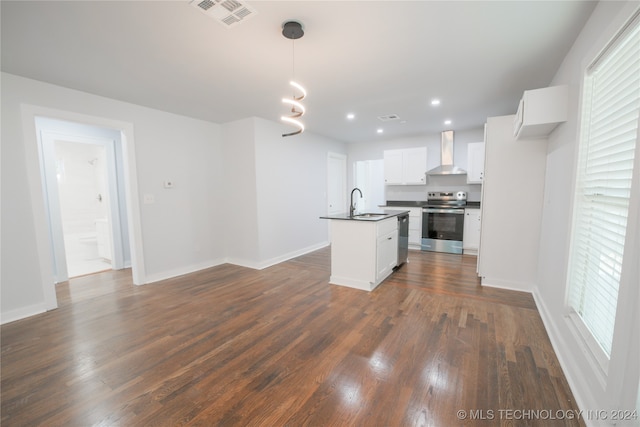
top-left (1, 248), bottom-right (584, 426)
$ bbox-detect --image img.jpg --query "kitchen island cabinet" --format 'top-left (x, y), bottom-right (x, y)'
top-left (320, 211), bottom-right (408, 291)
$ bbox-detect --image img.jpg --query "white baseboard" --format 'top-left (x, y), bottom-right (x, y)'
top-left (481, 277), bottom-right (534, 293)
top-left (227, 242), bottom-right (330, 270)
top-left (144, 258), bottom-right (227, 284)
top-left (146, 242), bottom-right (331, 283)
top-left (1, 302), bottom-right (48, 325)
top-left (532, 288), bottom-right (602, 427)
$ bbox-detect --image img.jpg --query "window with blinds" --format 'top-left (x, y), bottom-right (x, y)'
top-left (567, 14), bottom-right (640, 364)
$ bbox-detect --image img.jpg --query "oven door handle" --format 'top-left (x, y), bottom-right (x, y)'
top-left (423, 208), bottom-right (465, 214)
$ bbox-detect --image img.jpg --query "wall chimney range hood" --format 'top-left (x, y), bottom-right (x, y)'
top-left (427, 130), bottom-right (467, 175)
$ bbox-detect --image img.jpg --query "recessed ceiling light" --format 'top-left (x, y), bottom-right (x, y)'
top-left (347, 113), bottom-right (355, 120)
top-left (431, 99), bottom-right (441, 106)
top-left (377, 128), bottom-right (384, 134)
top-left (444, 119), bottom-right (452, 125)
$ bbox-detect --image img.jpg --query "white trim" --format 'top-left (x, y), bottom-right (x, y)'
top-left (146, 241), bottom-right (330, 282)
top-left (117, 126), bottom-right (145, 285)
top-left (566, 310), bottom-right (610, 377)
top-left (20, 104), bottom-right (147, 293)
top-left (20, 106), bottom-right (58, 311)
top-left (227, 241), bottom-right (329, 270)
top-left (480, 277), bottom-right (534, 293)
top-left (144, 258), bottom-right (227, 284)
top-left (0, 303), bottom-right (49, 325)
top-left (532, 288), bottom-right (599, 427)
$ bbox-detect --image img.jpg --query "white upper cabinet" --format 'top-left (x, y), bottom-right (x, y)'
top-left (466, 142), bottom-right (485, 184)
top-left (383, 147), bottom-right (427, 185)
top-left (383, 150), bottom-right (404, 184)
top-left (513, 85), bottom-right (568, 140)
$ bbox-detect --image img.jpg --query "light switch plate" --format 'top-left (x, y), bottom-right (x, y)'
top-left (164, 180), bottom-right (174, 189)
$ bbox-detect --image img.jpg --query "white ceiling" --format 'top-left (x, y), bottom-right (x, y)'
top-left (1, 1), bottom-right (597, 143)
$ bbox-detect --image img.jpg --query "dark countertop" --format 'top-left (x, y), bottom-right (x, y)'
top-left (385, 200), bottom-right (429, 207)
top-left (383, 200), bottom-right (481, 209)
top-left (320, 209), bottom-right (410, 222)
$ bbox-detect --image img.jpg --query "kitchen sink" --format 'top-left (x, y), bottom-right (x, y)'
top-left (352, 213), bottom-right (388, 219)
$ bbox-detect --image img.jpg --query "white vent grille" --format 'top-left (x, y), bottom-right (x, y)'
top-left (189, 0), bottom-right (257, 28)
top-left (378, 114), bottom-right (400, 122)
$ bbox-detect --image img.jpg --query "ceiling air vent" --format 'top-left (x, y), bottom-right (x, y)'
top-left (189, 0), bottom-right (257, 28)
top-left (378, 114), bottom-right (400, 122)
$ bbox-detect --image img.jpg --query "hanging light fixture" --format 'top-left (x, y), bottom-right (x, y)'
top-left (281, 20), bottom-right (306, 137)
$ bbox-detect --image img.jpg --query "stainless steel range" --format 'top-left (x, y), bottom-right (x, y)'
top-left (421, 191), bottom-right (467, 254)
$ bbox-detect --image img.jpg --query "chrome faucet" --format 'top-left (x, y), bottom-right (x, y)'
top-left (350, 187), bottom-right (363, 217)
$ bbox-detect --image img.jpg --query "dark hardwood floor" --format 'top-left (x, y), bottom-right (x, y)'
top-left (1, 248), bottom-right (583, 426)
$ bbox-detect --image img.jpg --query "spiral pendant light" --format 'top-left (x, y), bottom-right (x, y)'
top-left (281, 21), bottom-right (306, 137)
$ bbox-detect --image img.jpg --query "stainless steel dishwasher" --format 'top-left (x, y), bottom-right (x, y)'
top-left (396, 213), bottom-right (409, 267)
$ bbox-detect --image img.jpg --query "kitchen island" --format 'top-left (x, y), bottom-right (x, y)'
top-left (320, 210), bottom-right (409, 291)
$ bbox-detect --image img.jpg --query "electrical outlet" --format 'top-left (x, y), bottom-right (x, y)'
top-left (143, 194), bottom-right (155, 204)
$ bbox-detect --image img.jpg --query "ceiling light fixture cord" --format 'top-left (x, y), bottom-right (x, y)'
top-left (281, 21), bottom-right (306, 138)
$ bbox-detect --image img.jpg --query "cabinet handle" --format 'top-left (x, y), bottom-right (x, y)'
top-left (387, 237), bottom-right (393, 240)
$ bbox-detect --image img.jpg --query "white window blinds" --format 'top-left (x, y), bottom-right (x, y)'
top-left (567, 16), bottom-right (640, 359)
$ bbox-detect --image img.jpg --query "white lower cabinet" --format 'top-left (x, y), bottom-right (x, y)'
top-left (328, 217), bottom-right (398, 291)
top-left (406, 207), bottom-right (422, 249)
top-left (382, 206), bottom-right (422, 249)
top-left (377, 229), bottom-right (397, 280)
top-left (463, 208), bottom-right (481, 255)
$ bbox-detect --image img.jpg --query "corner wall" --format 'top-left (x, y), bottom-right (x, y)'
top-left (254, 117), bottom-right (347, 267)
top-left (222, 117), bottom-right (348, 269)
top-left (221, 118), bottom-right (260, 267)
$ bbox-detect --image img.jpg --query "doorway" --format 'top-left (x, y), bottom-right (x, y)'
top-left (327, 152), bottom-right (347, 215)
top-left (55, 141), bottom-right (112, 277)
top-left (354, 159), bottom-right (385, 211)
top-left (36, 117), bottom-right (131, 282)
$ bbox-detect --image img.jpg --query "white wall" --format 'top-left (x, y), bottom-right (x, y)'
top-left (222, 117), bottom-right (347, 269)
top-left (137, 111), bottom-right (225, 283)
top-left (535, 1), bottom-right (640, 422)
top-left (347, 128), bottom-right (484, 202)
top-left (1, 76), bottom-right (49, 319)
top-left (479, 115), bottom-right (547, 292)
top-left (221, 118), bottom-right (260, 266)
top-left (254, 117), bottom-right (346, 266)
top-left (1, 72), bottom-right (226, 321)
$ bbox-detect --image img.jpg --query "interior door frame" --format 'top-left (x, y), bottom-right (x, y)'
top-left (39, 129), bottom-right (125, 282)
top-left (20, 104), bottom-right (146, 312)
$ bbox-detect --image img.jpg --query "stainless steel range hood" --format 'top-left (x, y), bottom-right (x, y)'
top-left (427, 130), bottom-right (467, 175)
